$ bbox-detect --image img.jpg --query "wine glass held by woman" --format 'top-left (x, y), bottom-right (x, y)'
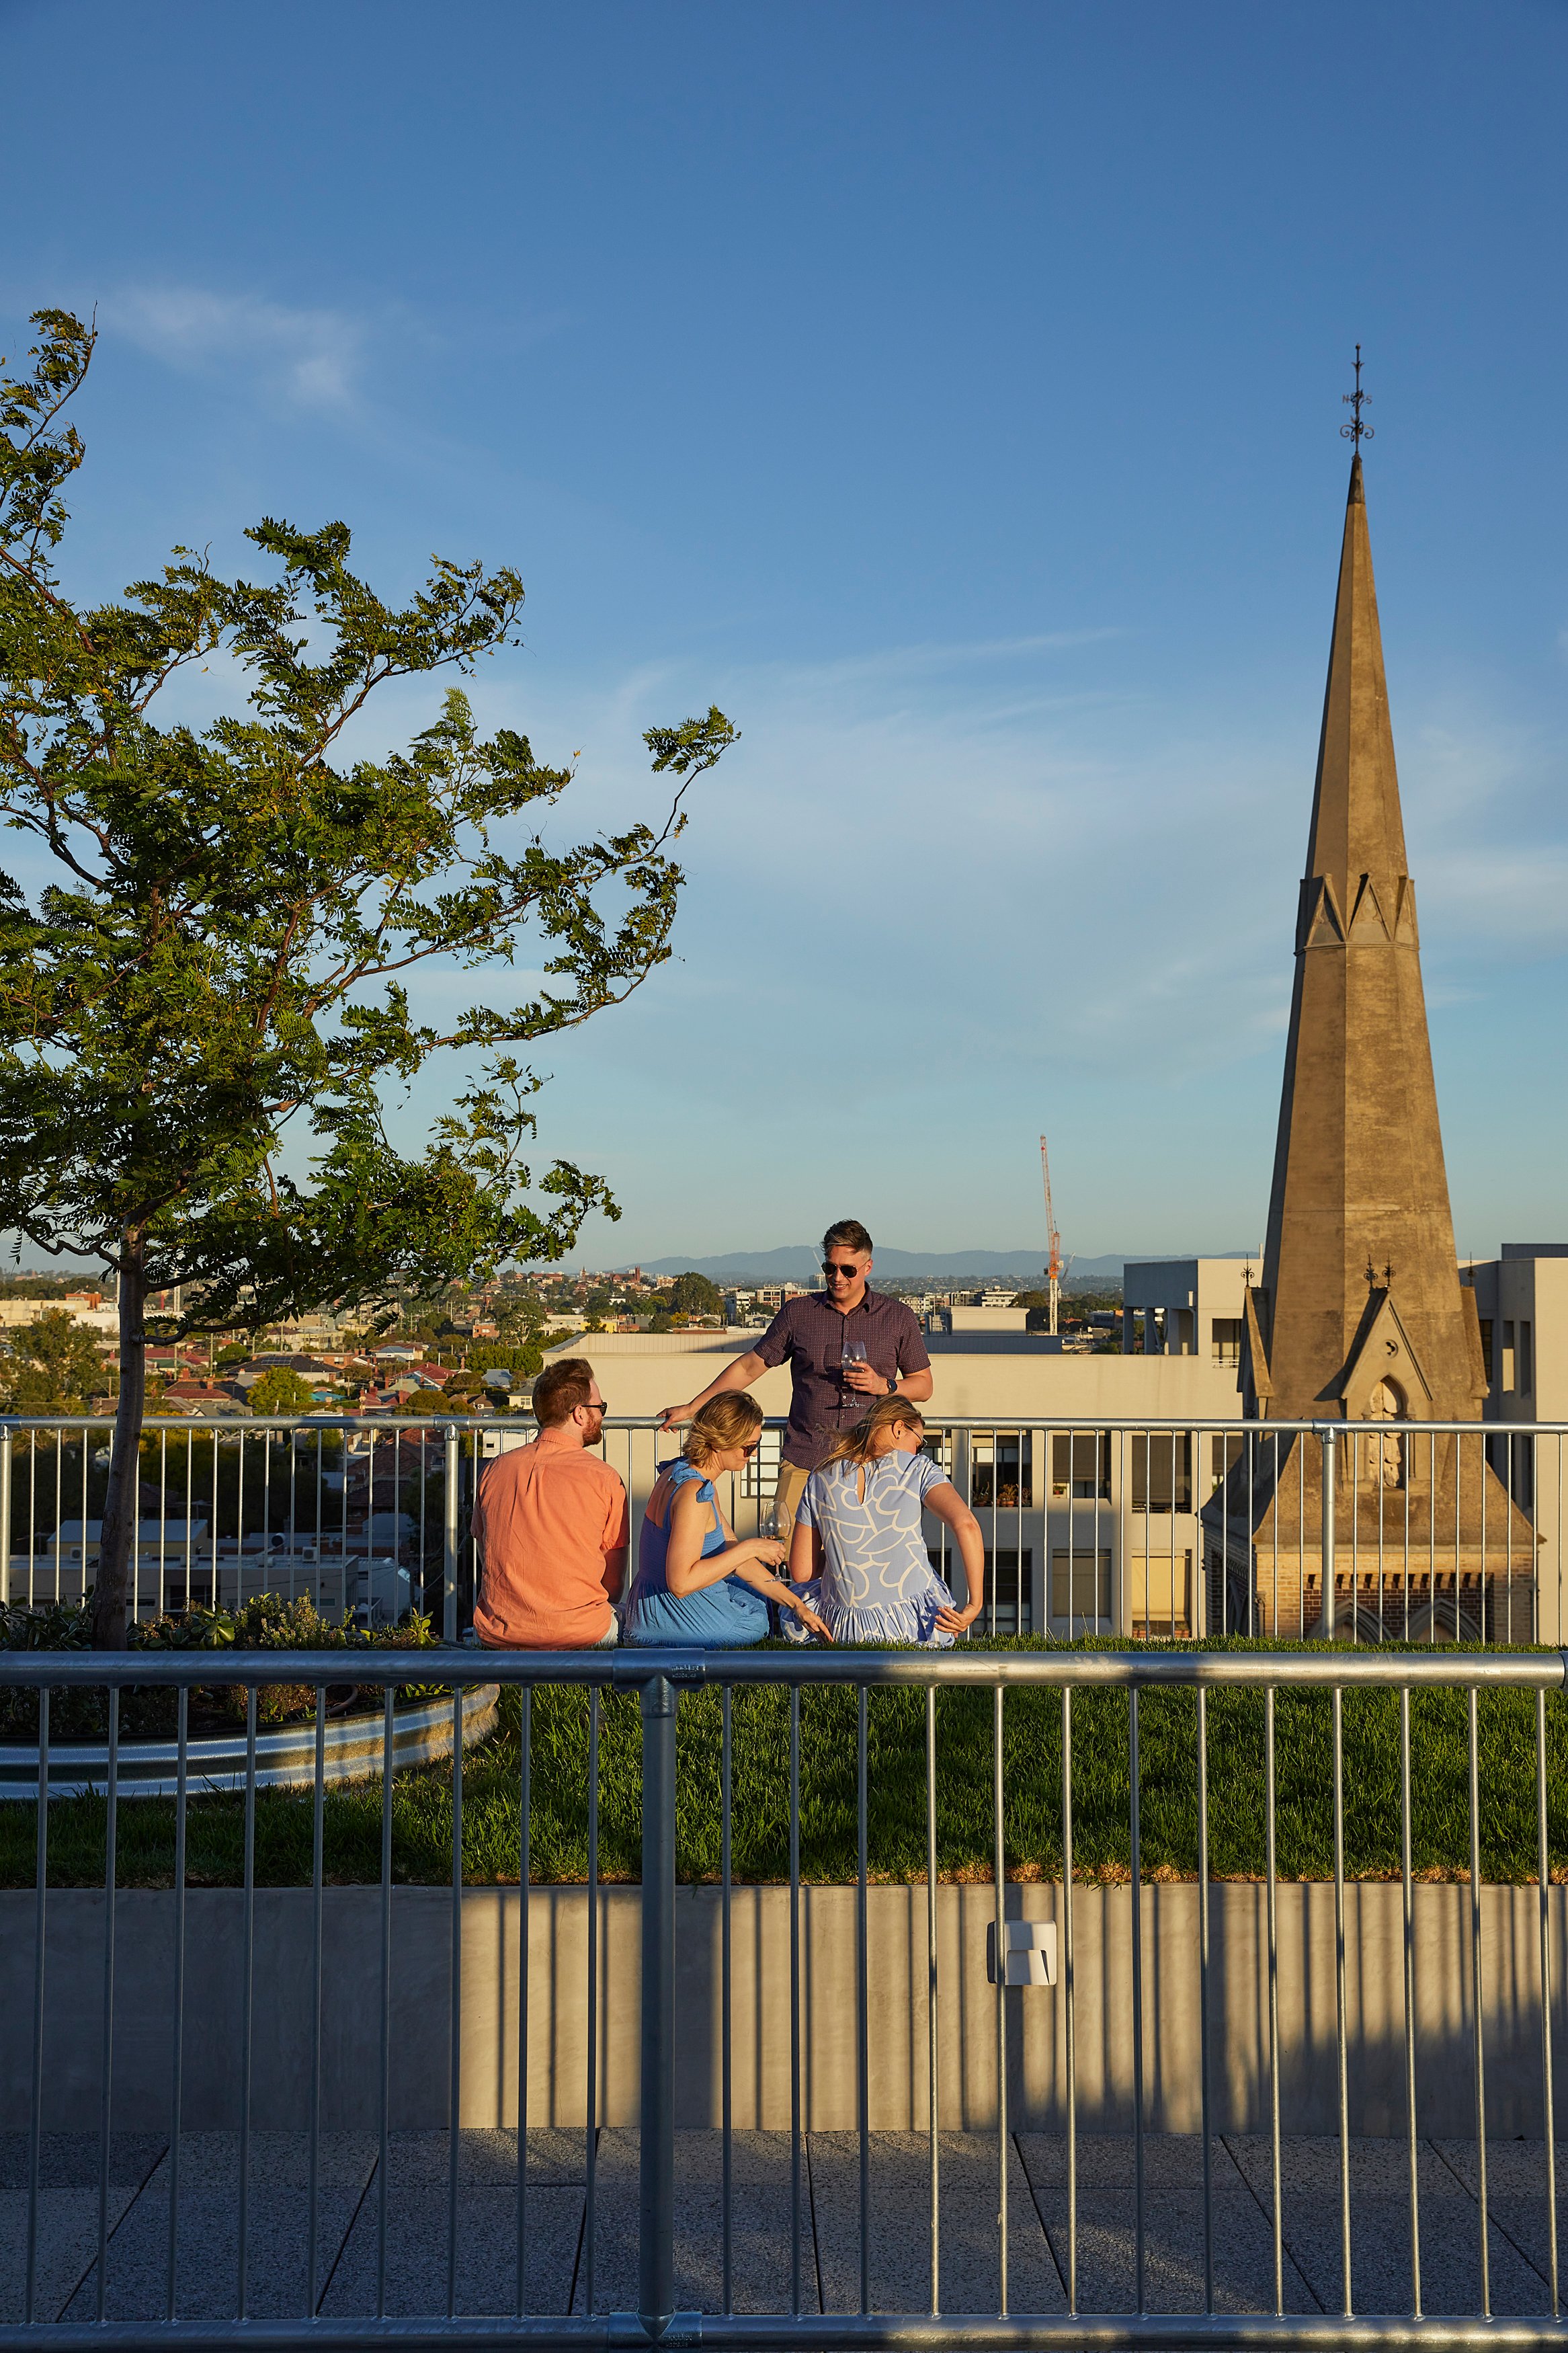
top-left (622, 1393), bottom-right (832, 1648)
top-left (786, 1396), bottom-right (985, 1646)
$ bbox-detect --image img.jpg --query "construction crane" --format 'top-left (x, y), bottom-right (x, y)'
top-left (1039, 1134), bottom-right (1064, 1337)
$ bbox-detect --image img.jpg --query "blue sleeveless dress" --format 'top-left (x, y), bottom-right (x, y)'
top-left (622, 1459), bottom-right (772, 1648)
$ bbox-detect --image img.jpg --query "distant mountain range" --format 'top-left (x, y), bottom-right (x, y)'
top-left (612, 1246), bottom-right (1247, 1283)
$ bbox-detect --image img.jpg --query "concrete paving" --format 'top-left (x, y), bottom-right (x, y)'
top-left (2, 2130), bottom-right (1559, 2321)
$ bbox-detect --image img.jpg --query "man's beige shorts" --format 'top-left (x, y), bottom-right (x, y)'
top-left (771, 1459), bottom-right (810, 1536)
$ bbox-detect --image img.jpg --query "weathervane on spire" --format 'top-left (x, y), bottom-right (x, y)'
top-left (1341, 344), bottom-right (1374, 452)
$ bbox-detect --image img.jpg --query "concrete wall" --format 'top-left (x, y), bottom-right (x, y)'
top-left (5, 1880), bottom-right (1563, 2142)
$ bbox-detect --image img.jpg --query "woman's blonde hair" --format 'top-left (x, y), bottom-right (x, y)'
top-left (822, 1393), bottom-right (926, 1470)
top-left (684, 1390), bottom-right (765, 1466)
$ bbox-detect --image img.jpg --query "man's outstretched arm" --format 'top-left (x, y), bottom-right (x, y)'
top-left (657, 1349), bottom-right (768, 1429)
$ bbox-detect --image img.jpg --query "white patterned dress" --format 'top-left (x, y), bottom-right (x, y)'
top-left (788, 1449), bottom-right (959, 1646)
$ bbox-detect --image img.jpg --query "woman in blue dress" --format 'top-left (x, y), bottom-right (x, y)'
top-left (623, 1393), bottom-right (833, 1648)
top-left (785, 1397), bottom-right (985, 1646)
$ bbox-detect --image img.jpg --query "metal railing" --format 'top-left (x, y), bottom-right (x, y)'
top-left (0, 1642), bottom-right (1565, 2346)
top-left (3, 1410), bottom-right (1560, 1648)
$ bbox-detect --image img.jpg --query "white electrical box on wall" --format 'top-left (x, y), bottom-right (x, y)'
top-left (986, 1920), bottom-right (1057, 1987)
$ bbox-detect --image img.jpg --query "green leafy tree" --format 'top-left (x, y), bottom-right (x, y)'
top-left (473, 1338), bottom-right (542, 1382)
top-left (495, 1291), bottom-right (548, 1376)
top-left (247, 1365), bottom-right (316, 1415)
top-left (669, 1270), bottom-right (722, 1318)
top-left (393, 1387), bottom-right (450, 1417)
top-left (0, 311), bottom-right (737, 1644)
top-left (0, 1308), bottom-right (113, 1412)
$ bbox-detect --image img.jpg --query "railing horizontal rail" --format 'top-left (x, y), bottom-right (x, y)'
top-left (0, 1644), bottom-right (1563, 1688)
top-left (2, 1412), bottom-right (1565, 1434)
top-left (0, 2316), bottom-right (1566, 2351)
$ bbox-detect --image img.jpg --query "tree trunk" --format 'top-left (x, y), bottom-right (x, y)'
top-left (93, 1236), bottom-right (147, 1650)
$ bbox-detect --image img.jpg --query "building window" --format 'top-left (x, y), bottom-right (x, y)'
top-left (1129, 1548), bottom-right (1192, 1639)
top-left (1503, 1321), bottom-right (1516, 1393)
top-left (1364, 1378), bottom-right (1406, 1488)
top-left (934, 1546), bottom-right (1032, 1634)
top-left (1130, 1433), bottom-right (1192, 1513)
top-left (1210, 1318), bottom-right (1242, 1366)
top-left (1050, 1431), bottom-right (1110, 1500)
top-left (1210, 1433), bottom-right (1243, 1488)
top-left (919, 1428), bottom-right (954, 1478)
top-left (741, 1426), bottom-right (782, 1498)
top-left (1050, 1547), bottom-right (1111, 1628)
top-left (970, 1433), bottom-right (1032, 1510)
top-left (1512, 1433), bottom-right (1534, 1509)
top-left (1479, 1319), bottom-right (1493, 1384)
top-left (1520, 1320), bottom-right (1533, 1396)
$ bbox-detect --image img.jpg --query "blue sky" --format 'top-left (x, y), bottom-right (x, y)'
top-left (4, 0), bottom-right (1566, 1269)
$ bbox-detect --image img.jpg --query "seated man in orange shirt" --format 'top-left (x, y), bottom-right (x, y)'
top-left (472, 1357), bottom-right (628, 1648)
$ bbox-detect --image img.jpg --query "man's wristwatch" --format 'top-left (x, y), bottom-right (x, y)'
top-left (885, 1376), bottom-right (898, 1396)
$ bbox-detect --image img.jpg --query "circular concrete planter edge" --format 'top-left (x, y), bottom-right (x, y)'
top-left (0, 1681), bottom-right (501, 1798)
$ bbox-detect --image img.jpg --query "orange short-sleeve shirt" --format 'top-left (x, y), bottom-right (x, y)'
top-left (471, 1432), bottom-right (630, 1649)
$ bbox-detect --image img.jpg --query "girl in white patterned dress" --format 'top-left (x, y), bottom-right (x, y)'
top-left (785, 1398), bottom-right (986, 1646)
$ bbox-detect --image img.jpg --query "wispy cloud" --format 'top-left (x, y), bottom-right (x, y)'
top-left (760, 628), bottom-right (1128, 691)
top-left (103, 286), bottom-right (367, 411)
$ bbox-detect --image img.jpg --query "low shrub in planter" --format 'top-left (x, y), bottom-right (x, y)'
top-left (0, 1592), bottom-right (438, 1741)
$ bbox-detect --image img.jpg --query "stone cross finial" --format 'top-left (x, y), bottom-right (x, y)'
top-left (1342, 344), bottom-right (1374, 452)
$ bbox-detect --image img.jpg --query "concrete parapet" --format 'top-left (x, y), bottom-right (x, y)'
top-left (3, 1880), bottom-right (1562, 2141)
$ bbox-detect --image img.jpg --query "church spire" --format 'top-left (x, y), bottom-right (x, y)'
top-left (1249, 400), bottom-right (1486, 1423)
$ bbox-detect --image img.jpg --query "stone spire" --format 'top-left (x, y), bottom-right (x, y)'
top-left (1207, 430), bottom-right (1531, 1644)
top-left (1245, 452), bottom-right (1486, 1423)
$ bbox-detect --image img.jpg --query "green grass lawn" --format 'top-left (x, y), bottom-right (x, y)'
top-left (0, 1638), bottom-right (1562, 1890)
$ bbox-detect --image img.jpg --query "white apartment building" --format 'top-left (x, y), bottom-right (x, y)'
top-left (0, 1297), bottom-right (118, 1337)
top-left (1121, 1258), bottom-right (1251, 1366)
top-left (1464, 1246), bottom-right (1568, 1638)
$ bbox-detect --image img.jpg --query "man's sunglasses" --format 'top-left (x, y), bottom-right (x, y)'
top-left (822, 1261), bottom-right (862, 1279)
top-left (581, 1397), bottom-right (608, 1416)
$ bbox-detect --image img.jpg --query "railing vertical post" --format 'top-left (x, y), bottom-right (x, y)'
top-left (0, 1424), bottom-right (11, 1596)
top-left (442, 1425), bottom-right (460, 1644)
top-left (639, 1672), bottom-right (678, 2342)
top-left (1317, 1423), bottom-right (1339, 1640)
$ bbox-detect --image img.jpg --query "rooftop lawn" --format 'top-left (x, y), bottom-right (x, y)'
top-left (0, 1638), bottom-right (1561, 1889)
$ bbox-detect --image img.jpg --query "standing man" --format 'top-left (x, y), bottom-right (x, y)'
top-left (472, 1357), bottom-right (628, 1648)
top-left (658, 1220), bottom-right (934, 1538)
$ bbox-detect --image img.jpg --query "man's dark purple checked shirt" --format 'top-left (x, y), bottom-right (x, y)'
top-left (753, 1289), bottom-right (932, 1470)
